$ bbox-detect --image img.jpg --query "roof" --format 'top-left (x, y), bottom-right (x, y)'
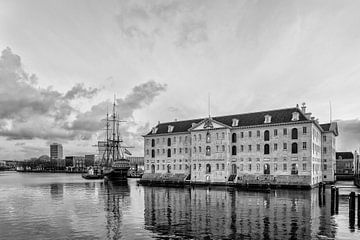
top-left (146, 107), bottom-right (310, 136)
top-left (336, 152), bottom-right (354, 159)
top-left (320, 123), bottom-right (331, 131)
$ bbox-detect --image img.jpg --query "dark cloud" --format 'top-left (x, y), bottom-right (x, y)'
top-left (0, 48), bottom-right (101, 140)
top-left (337, 119), bottom-right (360, 152)
top-left (64, 83), bottom-right (99, 100)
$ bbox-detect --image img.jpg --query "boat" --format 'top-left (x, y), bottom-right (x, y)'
top-left (96, 99), bottom-right (132, 182)
top-left (82, 166), bottom-right (104, 179)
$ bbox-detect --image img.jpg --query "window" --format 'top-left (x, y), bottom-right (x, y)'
top-left (248, 131), bottom-right (252, 138)
top-left (283, 143), bottom-right (287, 150)
top-left (157, 164), bottom-right (159, 170)
top-left (146, 149), bottom-right (149, 155)
top-left (248, 157), bottom-right (252, 162)
top-left (323, 136), bottom-right (327, 142)
top-left (173, 164), bottom-right (176, 170)
top-left (292, 143), bottom-right (298, 154)
top-left (302, 142), bottom-right (307, 150)
top-left (283, 163), bottom-right (287, 171)
top-left (173, 148), bottom-right (176, 154)
top-left (206, 132), bottom-right (211, 143)
top-left (324, 164), bottom-right (327, 171)
top-left (216, 163), bottom-right (219, 170)
top-left (264, 163), bottom-right (270, 174)
top-left (163, 165), bottom-right (165, 170)
top-left (323, 147), bottom-right (327, 154)
top-left (151, 139), bottom-right (155, 147)
top-left (232, 146), bottom-right (237, 156)
top-left (257, 130), bottom-right (260, 137)
top-left (206, 146), bottom-right (211, 156)
top-left (222, 145), bottom-right (225, 152)
top-left (179, 164), bottom-right (182, 170)
top-left (256, 163), bottom-right (260, 172)
top-left (264, 130), bottom-right (270, 141)
top-left (163, 149), bottom-right (165, 154)
top-left (291, 128), bottom-right (298, 139)
top-left (232, 133), bottom-right (237, 143)
top-left (264, 114), bottom-right (272, 123)
top-left (157, 149), bottom-right (160, 154)
top-left (274, 163), bottom-right (278, 172)
top-left (291, 163), bottom-right (298, 175)
top-left (264, 144), bottom-right (270, 155)
top-left (151, 164), bottom-right (155, 173)
top-left (222, 163), bottom-right (225, 170)
top-left (199, 146), bottom-right (201, 153)
top-left (216, 145), bottom-right (219, 152)
top-left (193, 147), bottom-right (196, 153)
top-left (199, 164), bottom-right (201, 170)
top-left (167, 138), bottom-right (171, 146)
top-left (193, 164), bottom-right (196, 170)
top-left (206, 164), bottom-right (211, 174)
top-left (256, 144), bottom-right (260, 151)
top-left (194, 135), bottom-right (196, 141)
top-left (240, 145), bottom-right (244, 152)
top-left (283, 128), bottom-right (288, 135)
top-left (240, 164), bottom-right (243, 171)
top-left (302, 163), bottom-right (306, 171)
top-left (173, 136), bottom-right (176, 143)
top-left (291, 112), bottom-right (300, 121)
top-left (248, 145), bottom-right (252, 152)
top-left (274, 143), bottom-right (278, 151)
top-left (216, 133), bottom-right (219, 139)
top-left (222, 132), bottom-right (225, 139)
top-left (303, 127), bottom-right (307, 134)
top-left (241, 132), bottom-right (244, 138)
top-left (151, 149), bottom-right (155, 158)
top-left (274, 129), bottom-right (278, 136)
top-left (198, 134), bottom-right (201, 141)
top-left (248, 164), bottom-right (252, 171)
top-left (167, 149), bottom-right (171, 158)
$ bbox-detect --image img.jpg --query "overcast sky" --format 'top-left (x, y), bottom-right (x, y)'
top-left (0, 0), bottom-right (360, 160)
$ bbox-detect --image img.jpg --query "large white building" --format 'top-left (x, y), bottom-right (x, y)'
top-left (142, 104), bottom-right (338, 188)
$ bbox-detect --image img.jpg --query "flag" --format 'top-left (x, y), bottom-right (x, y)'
top-left (124, 148), bottom-right (132, 155)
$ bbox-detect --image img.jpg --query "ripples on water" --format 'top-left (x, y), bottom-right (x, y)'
top-left (0, 172), bottom-right (359, 239)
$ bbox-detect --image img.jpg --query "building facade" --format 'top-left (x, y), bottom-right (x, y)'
top-left (50, 143), bottom-right (63, 161)
top-left (143, 105), bottom-right (338, 187)
top-left (335, 152), bottom-right (354, 175)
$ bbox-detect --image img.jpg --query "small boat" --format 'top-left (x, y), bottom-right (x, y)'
top-left (82, 166), bottom-right (104, 180)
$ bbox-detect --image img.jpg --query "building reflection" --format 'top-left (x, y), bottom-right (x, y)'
top-left (144, 187), bottom-right (337, 239)
top-left (103, 181), bottom-right (130, 240)
top-left (50, 183), bottom-right (63, 199)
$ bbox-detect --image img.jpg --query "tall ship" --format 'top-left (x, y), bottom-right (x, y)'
top-left (97, 100), bottom-right (131, 182)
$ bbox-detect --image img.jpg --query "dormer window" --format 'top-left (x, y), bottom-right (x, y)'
top-left (264, 115), bottom-right (272, 124)
top-left (291, 112), bottom-right (300, 121)
top-left (151, 127), bottom-right (158, 134)
top-left (232, 118), bottom-right (239, 127)
top-left (168, 125), bottom-right (174, 133)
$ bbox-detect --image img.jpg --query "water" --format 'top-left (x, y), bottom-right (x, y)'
top-left (0, 172), bottom-right (359, 239)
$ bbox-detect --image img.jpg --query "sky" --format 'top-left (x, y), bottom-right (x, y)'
top-left (0, 0), bottom-right (360, 160)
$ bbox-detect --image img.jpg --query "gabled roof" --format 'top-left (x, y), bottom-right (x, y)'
top-left (320, 122), bottom-right (339, 136)
top-left (320, 123), bottom-right (331, 131)
top-left (145, 107), bottom-right (310, 136)
top-left (336, 152), bottom-right (354, 159)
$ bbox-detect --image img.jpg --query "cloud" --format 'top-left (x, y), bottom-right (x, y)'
top-left (337, 119), bottom-right (360, 151)
top-left (0, 47), bottom-right (100, 140)
top-left (64, 83), bottom-right (99, 100)
top-left (115, 1), bottom-right (208, 48)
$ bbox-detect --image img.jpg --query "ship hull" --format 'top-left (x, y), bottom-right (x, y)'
top-left (104, 169), bottom-right (128, 181)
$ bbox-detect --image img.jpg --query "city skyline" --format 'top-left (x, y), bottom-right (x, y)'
top-left (1, 0), bottom-right (360, 159)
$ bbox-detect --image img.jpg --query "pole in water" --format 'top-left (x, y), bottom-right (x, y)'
top-left (358, 193), bottom-right (360, 228)
top-left (349, 192), bottom-right (355, 231)
top-left (335, 187), bottom-right (339, 214)
top-left (330, 186), bottom-right (335, 215)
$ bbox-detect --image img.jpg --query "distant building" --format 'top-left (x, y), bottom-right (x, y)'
top-left (354, 150), bottom-right (360, 187)
top-left (65, 156), bottom-right (85, 171)
top-left (85, 154), bottom-right (95, 167)
top-left (128, 156), bottom-right (144, 170)
top-left (50, 143), bottom-right (63, 160)
top-left (143, 104), bottom-right (338, 188)
top-left (336, 152), bottom-right (354, 175)
top-left (0, 160), bottom-right (6, 167)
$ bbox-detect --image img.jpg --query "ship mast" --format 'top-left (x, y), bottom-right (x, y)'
top-left (112, 98), bottom-right (116, 164)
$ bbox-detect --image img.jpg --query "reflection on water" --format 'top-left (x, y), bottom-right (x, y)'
top-left (143, 187), bottom-right (338, 239)
top-left (0, 172), bottom-right (359, 239)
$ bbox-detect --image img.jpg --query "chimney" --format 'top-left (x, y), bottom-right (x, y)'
top-left (305, 112), bottom-right (312, 120)
top-left (301, 102), bottom-right (306, 113)
top-left (174, 118), bottom-right (178, 122)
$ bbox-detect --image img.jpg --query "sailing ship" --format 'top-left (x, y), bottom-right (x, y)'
top-left (97, 100), bottom-right (131, 182)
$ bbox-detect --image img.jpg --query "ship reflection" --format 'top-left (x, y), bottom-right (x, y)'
top-left (143, 187), bottom-right (337, 239)
top-left (103, 181), bottom-right (130, 240)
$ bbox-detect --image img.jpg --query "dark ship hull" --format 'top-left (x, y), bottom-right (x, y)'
top-left (103, 159), bottom-right (130, 182)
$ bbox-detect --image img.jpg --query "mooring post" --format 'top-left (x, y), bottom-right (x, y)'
top-left (358, 193), bottom-right (360, 227)
top-left (349, 192), bottom-right (356, 230)
top-left (335, 187), bottom-right (339, 214)
top-left (330, 186), bottom-right (335, 215)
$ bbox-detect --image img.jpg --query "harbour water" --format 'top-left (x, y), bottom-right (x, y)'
top-left (0, 172), bottom-right (359, 239)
